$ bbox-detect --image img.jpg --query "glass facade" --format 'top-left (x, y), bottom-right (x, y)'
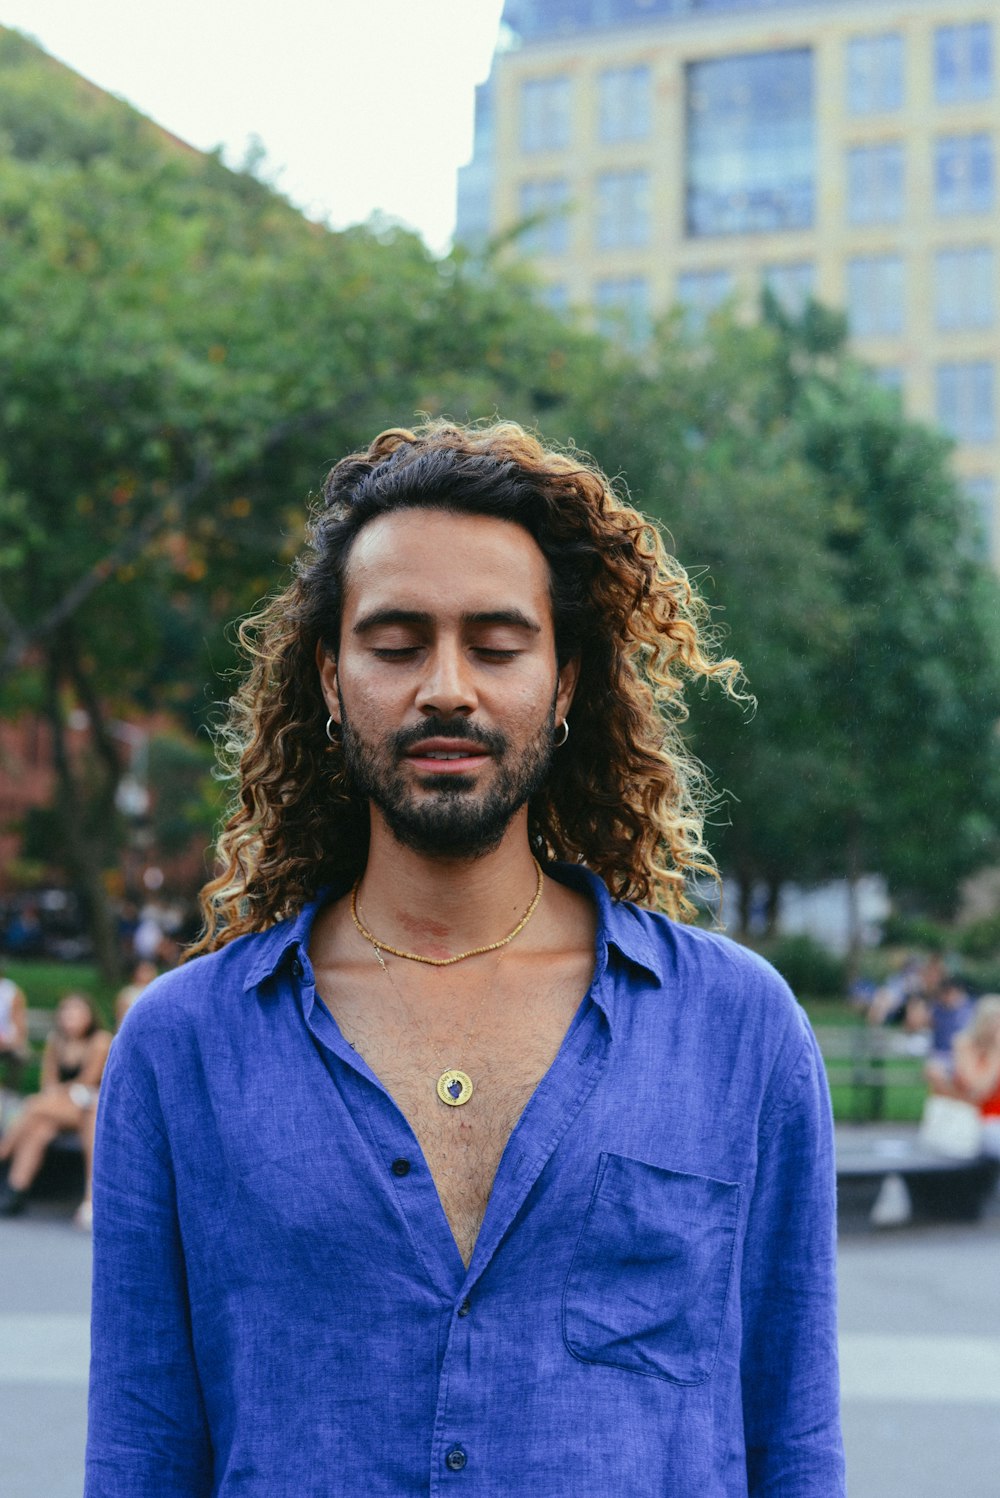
top-left (847, 143), bottom-right (904, 225)
top-left (963, 474), bottom-right (997, 556)
top-left (676, 267), bottom-right (734, 331)
top-left (934, 247), bottom-right (995, 331)
top-left (935, 134), bottom-right (995, 216)
top-left (936, 361), bottom-right (995, 443)
top-left (686, 49), bottom-right (815, 236)
top-left (596, 169), bottom-right (651, 248)
top-left (595, 276), bottom-right (650, 346)
top-left (847, 256), bottom-right (905, 336)
top-left (934, 22), bottom-right (992, 104)
top-left (521, 77), bottom-right (572, 152)
top-left (846, 33), bottom-right (904, 115)
top-left (598, 65), bottom-right (651, 142)
top-left (519, 178), bottom-right (571, 255)
top-left (871, 366), bottom-right (904, 396)
top-left (763, 261), bottom-right (814, 315)
top-left (538, 282), bottom-right (570, 314)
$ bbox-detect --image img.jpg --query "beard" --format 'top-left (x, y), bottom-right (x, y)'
top-left (338, 702), bottom-right (556, 859)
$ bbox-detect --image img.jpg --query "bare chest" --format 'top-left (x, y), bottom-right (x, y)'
top-left (319, 975), bottom-right (585, 1266)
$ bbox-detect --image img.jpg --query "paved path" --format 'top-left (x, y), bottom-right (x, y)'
top-left (2, 1203), bottom-right (999, 1496)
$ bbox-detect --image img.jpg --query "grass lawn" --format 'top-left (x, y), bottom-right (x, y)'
top-left (4, 958), bottom-right (116, 1018)
top-left (3, 965), bottom-right (925, 1121)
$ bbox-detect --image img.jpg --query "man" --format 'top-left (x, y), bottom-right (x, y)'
top-left (87, 422), bottom-right (844, 1496)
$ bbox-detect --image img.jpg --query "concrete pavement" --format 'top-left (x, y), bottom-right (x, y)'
top-left (2, 1201), bottom-right (999, 1496)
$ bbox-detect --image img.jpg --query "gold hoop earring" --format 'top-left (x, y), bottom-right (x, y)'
top-left (553, 719), bottom-right (569, 748)
top-left (325, 716), bottom-right (338, 743)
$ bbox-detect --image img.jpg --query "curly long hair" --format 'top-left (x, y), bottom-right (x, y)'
top-left (191, 420), bottom-right (745, 954)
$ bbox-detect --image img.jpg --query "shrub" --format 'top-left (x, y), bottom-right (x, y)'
top-left (761, 935), bottom-right (846, 998)
top-left (956, 914), bottom-right (1000, 961)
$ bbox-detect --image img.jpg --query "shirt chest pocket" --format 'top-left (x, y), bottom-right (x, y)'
top-left (562, 1153), bottom-right (741, 1385)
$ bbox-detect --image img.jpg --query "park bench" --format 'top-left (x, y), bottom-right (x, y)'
top-left (814, 1025), bottom-right (1000, 1225)
top-left (812, 1022), bottom-right (927, 1124)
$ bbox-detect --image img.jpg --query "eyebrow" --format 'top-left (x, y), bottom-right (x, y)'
top-left (352, 608), bottom-right (542, 636)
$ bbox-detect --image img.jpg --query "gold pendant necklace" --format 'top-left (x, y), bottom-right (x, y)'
top-left (351, 860), bottom-right (544, 1106)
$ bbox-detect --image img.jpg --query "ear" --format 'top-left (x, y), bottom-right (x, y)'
top-left (555, 654), bottom-right (580, 727)
top-left (315, 640), bottom-right (341, 725)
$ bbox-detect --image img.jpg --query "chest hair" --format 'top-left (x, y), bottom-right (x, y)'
top-left (318, 962), bottom-right (588, 1267)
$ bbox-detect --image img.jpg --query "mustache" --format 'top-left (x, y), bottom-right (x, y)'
top-left (391, 718), bottom-right (510, 757)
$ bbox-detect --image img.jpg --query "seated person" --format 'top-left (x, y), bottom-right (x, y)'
top-left (114, 959), bottom-right (158, 1029)
top-left (952, 996), bottom-right (1000, 1157)
top-left (923, 978), bottom-right (975, 1094)
top-left (0, 992), bottom-right (111, 1227)
top-left (0, 967), bottom-right (28, 1099)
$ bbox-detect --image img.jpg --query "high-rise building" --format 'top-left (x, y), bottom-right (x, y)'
top-left (457, 1), bottom-right (1000, 561)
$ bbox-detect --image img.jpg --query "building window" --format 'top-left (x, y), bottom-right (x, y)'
top-left (846, 33), bottom-right (904, 116)
top-left (596, 170), bottom-right (650, 249)
top-left (538, 283), bottom-right (569, 315)
top-left (595, 277), bottom-right (650, 347)
top-left (936, 361), bottom-right (995, 442)
top-left (847, 256), bottom-right (905, 336)
top-left (963, 475), bottom-right (996, 556)
top-left (847, 143), bottom-right (904, 224)
top-left (763, 262), bottom-right (815, 316)
top-left (519, 179), bottom-right (571, 256)
top-left (935, 134), bottom-right (995, 215)
top-left (676, 268), bottom-right (733, 332)
top-left (934, 247), bottom-right (995, 330)
top-left (686, 49), bottom-right (815, 237)
top-left (935, 22), bottom-right (992, 104)
top-left (598, 65), bottom-right (651, 143)
top-left (521, 77), bottom-right (571, 153)
top-left (870, 366), bottom-right (904, 396)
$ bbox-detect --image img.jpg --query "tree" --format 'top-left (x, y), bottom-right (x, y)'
top-left (0, 30), bottom-right (605, 975)
top-left (557, 298), bottom-right (1000, 940)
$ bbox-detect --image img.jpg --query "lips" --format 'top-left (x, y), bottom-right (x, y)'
top-left (404, 737), bottom-right (492, 774)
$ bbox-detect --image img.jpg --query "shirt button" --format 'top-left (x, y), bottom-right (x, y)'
top-left (291, 958), bottom-right (303, 977)
top-left (457, 1299), bottom-right (471, 1317)
top-left (445, 1447), bottom-right (467, 1471)
top-left (391, 1158), bottom-right (411, 1177)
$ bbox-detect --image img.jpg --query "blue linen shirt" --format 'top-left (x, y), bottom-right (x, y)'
top-left (86, 864), bottom-right (844, 1497)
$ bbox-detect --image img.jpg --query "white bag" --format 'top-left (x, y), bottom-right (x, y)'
top-left (918, 1096), bottom-right (983, 1159)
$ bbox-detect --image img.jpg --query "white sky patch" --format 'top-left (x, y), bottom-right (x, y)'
top-left (0, 0), bottom-right (504, 252)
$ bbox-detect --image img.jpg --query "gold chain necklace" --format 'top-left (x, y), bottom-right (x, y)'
top-left (350, 859), bottom-right (544, 1106)
top-left (351, 857), bottom-right (544, 967)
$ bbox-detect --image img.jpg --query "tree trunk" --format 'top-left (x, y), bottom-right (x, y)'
top-left (844, 813), bottom-right (863, 992)
top-left (44, 643), bottom-right (122, 987)
top-left (735, 866), bottom-right (753, 939)
top-left (764, 876), bottom-right (783, 940)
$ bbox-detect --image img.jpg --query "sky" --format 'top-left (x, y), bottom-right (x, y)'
top-left (0, 0), bottom-right (505, 252)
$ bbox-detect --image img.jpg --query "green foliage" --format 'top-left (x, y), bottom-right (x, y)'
top-left (0, 25), bottom-right (998, 959)
top-left (879, 913), bottom-right (951, 951)
top-left (757, 935), bottom-right (847, 998)
top-left (956, 913), bottom-right (1000, 961)
top-left (148, 733), bottom-right (221, 857)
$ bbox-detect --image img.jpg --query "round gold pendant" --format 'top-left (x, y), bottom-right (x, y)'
top-left (437, 1069), bottom-right (473, 1107)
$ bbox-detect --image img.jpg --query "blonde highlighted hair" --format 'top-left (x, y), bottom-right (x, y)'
top-left (190, 420), bottom-right (745, 955)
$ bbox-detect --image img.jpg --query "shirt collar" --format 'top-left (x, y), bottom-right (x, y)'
top-left (241, 860), bottom-right (664, 993)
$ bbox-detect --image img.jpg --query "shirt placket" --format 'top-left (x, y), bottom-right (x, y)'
top-left (424, 998), bottom-right (613, 1494)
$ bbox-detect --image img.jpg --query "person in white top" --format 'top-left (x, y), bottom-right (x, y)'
top-left (0, 970), bottom-right (28, 1095)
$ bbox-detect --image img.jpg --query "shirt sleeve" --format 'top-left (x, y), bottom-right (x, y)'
top-left (741, 1021), bottom-right (845, 1497)
top-left (85, 1037), bottom-right (213, 1497)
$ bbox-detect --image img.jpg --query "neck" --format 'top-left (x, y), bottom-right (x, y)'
top-left (356, 810), bottom-right (541, 962)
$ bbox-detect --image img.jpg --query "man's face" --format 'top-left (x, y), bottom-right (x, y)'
top-left (318, 508), bottom-right (577, 859)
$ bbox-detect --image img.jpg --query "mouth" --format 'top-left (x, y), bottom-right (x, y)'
top-left (403, 737), bottom-right (492, 775)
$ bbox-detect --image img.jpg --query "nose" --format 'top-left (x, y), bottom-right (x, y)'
top-left (414, 639), bottom-right (477, 717)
